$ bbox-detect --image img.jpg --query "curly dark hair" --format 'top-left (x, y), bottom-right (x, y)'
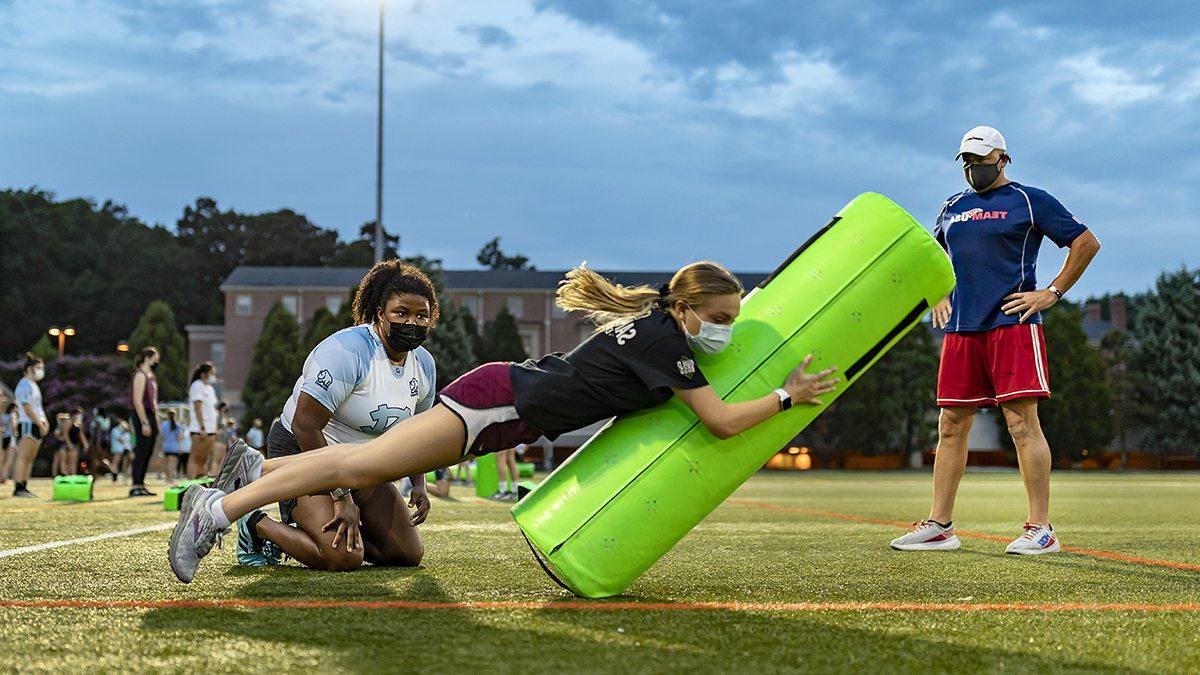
top-left (352, 260), bottom-right (440, 328)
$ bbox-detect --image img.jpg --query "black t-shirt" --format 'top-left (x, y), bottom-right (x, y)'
top-left (510, 309), bottom-right (709, 439)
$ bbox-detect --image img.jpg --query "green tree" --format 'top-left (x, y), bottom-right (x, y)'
top-left (29, 334), bottom-right (58, 362)
top-left (330, 222), bottom-right (400, 266)
top-left (127, 301), bottom-right (188, 401)
top-left (478, 306), bottom-right (528, 363)
top-left (426, 301), bottom-right (480, 386)
top-left (1132, 268), bottom-right (1200, 456)
top-left (241, 303), bottom-right (302, 428)
top-left (0, 189), bottom-right (204, 357)
top-left (303, 307), bottom-right (345, 354)
top-left (1099, 328), bottom-right (1152, 468)
top-left (822, 324), bottom-right (938, 456)
top-left (476, 237), bottom-right (535, 271)
top-left (996, 307), bottom-right (1114, 463)
top-left (175, 197), bottom-right (342, 322)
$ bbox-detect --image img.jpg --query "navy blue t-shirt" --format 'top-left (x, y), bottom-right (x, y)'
top-left (933, 182), bottom-right (1088, 333)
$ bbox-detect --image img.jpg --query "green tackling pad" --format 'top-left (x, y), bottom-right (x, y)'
top-left (511, 193), bottom-right (956, 598)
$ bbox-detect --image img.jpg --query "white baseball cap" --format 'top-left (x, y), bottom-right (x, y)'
top-left (957, 125), bottom-right (1006, 159)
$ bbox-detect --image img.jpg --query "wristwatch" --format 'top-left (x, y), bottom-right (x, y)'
top-left (1048, 284), bottom-right (1063, 299)
top-left (330, 488), bottom-right (352, 501)
top-left (774, 388), bottom-right (793, 412)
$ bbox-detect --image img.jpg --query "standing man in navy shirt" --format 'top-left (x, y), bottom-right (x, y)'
top-left (891, 126), bottom-right (1101, 555)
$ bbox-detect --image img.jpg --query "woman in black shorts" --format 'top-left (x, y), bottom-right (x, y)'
top-left (170, 261), bottom-right (840, 582)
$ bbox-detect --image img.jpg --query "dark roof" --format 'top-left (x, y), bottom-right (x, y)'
top-left (222, 266), bottom-right (768, 292)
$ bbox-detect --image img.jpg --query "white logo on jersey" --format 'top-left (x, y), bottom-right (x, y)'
top-left (610, 321), bottom-right (637, 346)
top-left (948, 208), bottom-right (983, 225)
top-left (677, 357), bottom-right (696, 377)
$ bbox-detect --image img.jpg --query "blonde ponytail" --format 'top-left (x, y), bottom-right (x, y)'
top-left (556, 265), bottom-right (661, 330)
top-left (556, 261), bottom-right (743, 331)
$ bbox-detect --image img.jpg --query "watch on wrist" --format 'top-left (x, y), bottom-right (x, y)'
top-left (774, 387), bottom-right (793, 412)
top-left (1048, 284), bottom-right (1063, 299)
top-left (330, 488), bottom-right (352, 501)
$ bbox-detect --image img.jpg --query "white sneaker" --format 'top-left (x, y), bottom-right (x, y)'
top-left (168, 485), bottom-right (228, 583)
top-left (1005, 523), bottom-right (1061, 555)
top-left (890, 520), bottom-right (961, 551)
top-left (212, 441), bottom-right (262, 494)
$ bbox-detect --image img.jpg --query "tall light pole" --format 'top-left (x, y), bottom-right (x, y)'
top-left (373, 0), bottom-right (385, 263)
top-left (48, 326), bottom-right (76, 357)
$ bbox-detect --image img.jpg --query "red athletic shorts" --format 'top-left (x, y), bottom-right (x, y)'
top-left (437, 362), bottom-right (543, 457)
top-left (936, 323), bottom-right (1051, 408)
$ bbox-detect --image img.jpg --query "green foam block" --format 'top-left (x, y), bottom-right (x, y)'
top-left (518, 462), bottom-right (535, 478)
top-left (163, 477), bottom-right (214, 511)
top-left (53, 475), bottom-right (94, 502)
top-left (474, 453), bottom-right (498, 497)
top-left (512, 193), bottom-right (956, 598)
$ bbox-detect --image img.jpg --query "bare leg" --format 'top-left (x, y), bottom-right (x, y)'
top-left (14, 437), bottom-right (40, 483)
top-left (220, 405), bottom-right (465, 523)
top-left (255, 494), bottom-right (365, 571)
top-left (928, 407), bottom-right (975, 523)
top-left (188, 436), bottom-right (212, 479)
top-left (357, 482), bottom-right (423, 567)
top-left (496, 448), bottom-right (510, 493)
top-left (505, 449), bottom-right (519, 489)
top-left (1001, 398), bottom-right (1051, 525)
top-left (427, 477), bottom-right (451, 498)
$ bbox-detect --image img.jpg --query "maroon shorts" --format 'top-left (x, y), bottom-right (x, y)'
top-left (437, 362), bottom-right (543, 457)
top-left (937, 323), bottom-right (1051, 408)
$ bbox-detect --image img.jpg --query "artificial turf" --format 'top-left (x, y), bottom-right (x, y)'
top-left (1, 471), bottom-right (1197, 673)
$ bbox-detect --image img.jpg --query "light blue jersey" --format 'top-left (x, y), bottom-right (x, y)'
top-left (14, 377), bottom-right (44, 424)
top-left (280, 324), bottom-right (437, 445)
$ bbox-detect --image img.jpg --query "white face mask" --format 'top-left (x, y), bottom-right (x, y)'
top-left (32, 367), bottom-right (45, 381)
top-left (207, 376), bottom-right (218, 385)
top-left (683, 306), bottom-right (733, 355)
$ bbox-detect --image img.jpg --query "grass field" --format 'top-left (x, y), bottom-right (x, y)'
top-left (1, 471), bottom-right (1198, 673)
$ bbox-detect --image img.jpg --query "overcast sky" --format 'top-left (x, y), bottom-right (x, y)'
top-left (3, 0), bottom-right (1198, 296)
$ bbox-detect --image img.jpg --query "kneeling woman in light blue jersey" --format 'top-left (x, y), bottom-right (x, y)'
top-left (233, 260), bottom-right (438, 572)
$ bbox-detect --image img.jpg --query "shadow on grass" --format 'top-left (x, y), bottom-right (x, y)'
top-left (138, 574), bottom-right (1152, 674)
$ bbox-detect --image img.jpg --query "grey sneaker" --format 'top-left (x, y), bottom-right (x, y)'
top-left (212, 440), bottom-right (263, 494)
top-left (168, 485), bottom-right (228, 583)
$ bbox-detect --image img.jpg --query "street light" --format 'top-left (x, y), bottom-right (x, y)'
top-left (374, 0), bottom-right (385, 263)
top-left (48, 325), bottom-right (77, 356)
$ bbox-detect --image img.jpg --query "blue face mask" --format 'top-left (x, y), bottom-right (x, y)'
top-left (684, 306), bottom-right (733, 355)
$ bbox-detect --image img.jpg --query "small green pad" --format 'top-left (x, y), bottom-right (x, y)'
top-left (52, 475), bottom-right (94, 502)
top-left (163, 477), bottom-right (214, 511)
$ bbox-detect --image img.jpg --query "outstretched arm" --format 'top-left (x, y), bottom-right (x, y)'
top-left (673, 355), bottom-right (839, 440)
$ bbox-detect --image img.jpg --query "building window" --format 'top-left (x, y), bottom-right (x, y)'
top-left (281, 295), bottom-right (299, 315)
top-left (326, 295), bottom-right (342, 314)
top-left (235, 295), bottom-right (253, 316)
top-left (505, 296), bottom-right (524, 319)
top-left (517, 327), bottom-right (540, 357)
top-left (210, 342), bottom-right (225, 369)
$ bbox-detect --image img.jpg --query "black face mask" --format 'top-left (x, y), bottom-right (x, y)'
top-left (964, 161), bottom-right (1002, 191)
top-left (384, 322), bottom-right (428, 352)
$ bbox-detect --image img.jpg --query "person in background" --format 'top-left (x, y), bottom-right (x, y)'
top-left (0, 395), bottom-right (15, 485)
top-left (89, 407), bottom-right (113, 477)
top-left (51, 413), bottom-right (72, 477)
top-left (245, 418), bottom-right (265, 452)
top-left (68, 408), bottom-right (89, 475)
top-left (160, 410), bottom-right (184, 483)
top-left (130, 346), bottom-right (160, 497)
top-left (426, 467), bottom-right (453, 499)
top-left (187, 362), bottom-right (219, 479)
top-left (177, 426), bottom-right (191, 480)
top-left (492, 445), bottom-right (521, 501)
top-left (12, 354), bottom-right (49, 497)
top-left (110, 420), bottom-right (132, 483)
top-left (208, 401), bottom-right (231, 476)
top-left (452, 460), bottom-right (472, 486)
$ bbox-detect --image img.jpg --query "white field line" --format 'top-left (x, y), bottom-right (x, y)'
top-left (0, 522), bottom-right (175, 558)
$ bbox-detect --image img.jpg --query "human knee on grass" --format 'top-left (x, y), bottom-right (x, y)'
top-left (265, 494), bottom-right (365, 572)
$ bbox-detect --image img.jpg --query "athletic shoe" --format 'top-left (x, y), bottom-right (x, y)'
top-left (236, 510), bottom-right (282, 567)
top-left (1005, 523), bottom-right (1061, 555)
top-left (212, 440), bottom-right (263, 495)
top-left (13, 488), bottom-right (37, 498)
top-left (890, 520), bottom-right (961, 551)
top-left (489, 491), bottom-right (507, 501)
top-left (168, 485), bottom-right (228, 583)
top-left (129, 487), bottom-right (157, 497)
top-left (503, 491), bottom-right (518, 502)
